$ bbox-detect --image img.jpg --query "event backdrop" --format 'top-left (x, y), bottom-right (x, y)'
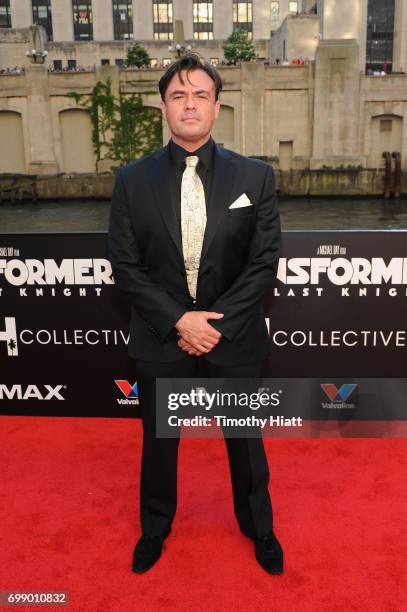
top-left (0, 231), bottom-right (406, 429)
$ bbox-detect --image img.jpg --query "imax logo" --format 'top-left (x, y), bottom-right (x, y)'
top-left (0, 384), bottom-right (66, 401)
top-left (0, 317), bottom-right (18, 356)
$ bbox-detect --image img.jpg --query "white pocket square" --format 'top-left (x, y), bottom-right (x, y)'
top-left (228, 193), bottom-right (252, 209)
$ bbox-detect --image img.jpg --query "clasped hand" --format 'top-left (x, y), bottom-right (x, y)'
top-left (175, 311), bottom-right (224, 356)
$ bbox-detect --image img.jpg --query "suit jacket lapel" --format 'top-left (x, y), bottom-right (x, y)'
top-left (149, 141), bottom-right (238, 264)
top-left (200, 143), bottom-right (237, 261)
top-left (149, 145), bottom-right (183, 261)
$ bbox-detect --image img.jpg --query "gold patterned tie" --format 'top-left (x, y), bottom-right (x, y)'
top-left (181, 155), bottom-right (207, 299)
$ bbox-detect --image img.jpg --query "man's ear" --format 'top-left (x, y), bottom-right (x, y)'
top-left (214, 100), bottom-right (221, 120)
top-left (160, 100), bottom-right (167, 121)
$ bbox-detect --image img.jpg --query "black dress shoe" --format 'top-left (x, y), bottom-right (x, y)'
top-left (132, 534), bottom-right (166, 573)
top-left (254, 530), bottom-right (283, 575)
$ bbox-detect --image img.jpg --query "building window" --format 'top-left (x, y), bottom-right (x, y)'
top-left (162, 58), bottom-right (172, 66)
top-left (366, 0), bottom-right (394, 74)
top-left (153, 1), bottom-right (173, 41)
top-left (72, 0), bottom-right (93, 41)
top-left (210, 57), bottom-right (219, 65)
top-left (115, 58), bottom-right (125, 67)
top-left (380, 119), bottom-right (392, 132)
top-left (193, 1), bottom-right (213, 40)
top-left (233, 1), bottom-right (253, 40)
top-left (270, 1), bottom-right (279, 25)
top-left (53, 59), bottom-right (62, 70)
top-left (101, 58), bottom-right (110, 65)
top-left (288, 1), bottom-right (298, 12)
top-left (113, 1), bottom-right (133, 40)
top-left (67, 59), bottom-right (77, 69)
top-left (32, 1), bottom-right (53, 40)
top-left (0, 0), bottom-right (11, 28)
top-left (150, 58), bottom-right (158, 67)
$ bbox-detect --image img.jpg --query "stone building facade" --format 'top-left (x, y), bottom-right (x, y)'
top-left (1, 0), bottom-right (309, 68)
top-left (0, 0), bottom-right (406, 178)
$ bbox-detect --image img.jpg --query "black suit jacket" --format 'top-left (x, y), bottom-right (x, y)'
top-left (107, 141), bottom-right (281, 365)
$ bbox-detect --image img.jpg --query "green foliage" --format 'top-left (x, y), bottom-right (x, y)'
top-left (67, 79), bottom-right (114, 161)
top-left (126, 42), bottom-right (150, 67)
top-left (223, 29), bottom-right (258, 64)
top-left (67, 78), bottom-right (162, 169)
top-left (110, 89), bottom-right (162, 165)
top-left (319, 164), bottom-right (364, 171)
top-left (347, 164), bottom-right (364, 170)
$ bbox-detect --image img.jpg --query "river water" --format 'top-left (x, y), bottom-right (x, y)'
top-left (0, 196), bottom-right (407, 232)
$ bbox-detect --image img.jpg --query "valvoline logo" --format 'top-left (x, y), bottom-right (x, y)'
top-left (114, 380), bottom-right (139, 405)
top-left (320, 383), bottom-right (357, 409)
top-left (321, 384), bottom-right (357, 402)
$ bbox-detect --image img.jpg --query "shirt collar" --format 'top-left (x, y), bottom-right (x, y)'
top-left (168, 136), bottom-right (214, 171)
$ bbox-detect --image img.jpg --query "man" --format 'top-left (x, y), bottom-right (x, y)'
top-left (108, 53), bottom-right (283, 574)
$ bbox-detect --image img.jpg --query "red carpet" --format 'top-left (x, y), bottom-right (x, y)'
top-left (0, 416), bottom-right (406, 612)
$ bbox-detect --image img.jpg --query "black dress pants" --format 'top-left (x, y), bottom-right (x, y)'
top-left (133, 354), bottom-right (273, 540)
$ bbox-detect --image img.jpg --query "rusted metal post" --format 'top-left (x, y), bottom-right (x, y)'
top-left (382, 152), bottom-right (391, 199)
top-left (392, 152), bottom-right (401, 199)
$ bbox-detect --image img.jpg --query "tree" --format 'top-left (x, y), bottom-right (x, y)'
top-left (110, 90), bottom-right (162, 165)
top-left (67, 78), bottom-right (162, 169)
top-left (223, 29), bottom-right (258, 64)
top-left (126, 42), bottom-right (151, 68)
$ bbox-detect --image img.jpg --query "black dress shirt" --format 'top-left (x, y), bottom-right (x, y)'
top-left (168, 135), bottom-right (215, 233)
top-left (165, 136), bottom-right (215, 336)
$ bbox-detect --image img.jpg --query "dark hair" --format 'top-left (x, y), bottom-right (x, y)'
top-left (158, 52), bottom-right (223, 102)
